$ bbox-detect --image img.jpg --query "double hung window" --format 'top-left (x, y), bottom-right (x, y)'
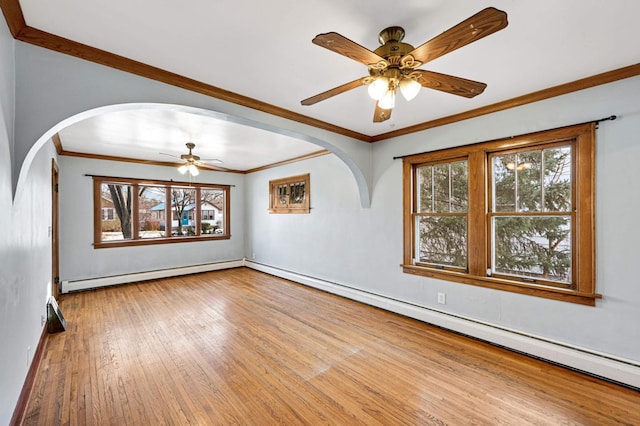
top-left (402, 123), bottom-right (598, 305)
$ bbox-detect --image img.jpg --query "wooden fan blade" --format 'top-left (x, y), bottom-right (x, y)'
top-left (197, 162), bottom-right (230, 172)
top-left (408, 7), bottom-right (508, 65)
top-left (159, 152), bottom-right (182, 160)
top-left (414, 70), bottom-right (487, 98)
top-left (312, 32), bottom-right (386, 66)
top-left (301, 77), bottom-right (367, 106)
top-left (373, 102), bottom-right (392, 123)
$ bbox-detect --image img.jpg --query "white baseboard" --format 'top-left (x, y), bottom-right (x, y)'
top-left (61, 260), bottom-right (244, 293)
top-left (245, 260), bottom-right (640, 389)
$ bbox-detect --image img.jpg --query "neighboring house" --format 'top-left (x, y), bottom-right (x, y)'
top-left (150, 200), bottom-right (223, 234)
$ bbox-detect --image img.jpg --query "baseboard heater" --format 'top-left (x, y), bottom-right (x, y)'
top-left (244, 260), bottom-right (640, 390)
top-left (61, 259), bottom-right (244, 293)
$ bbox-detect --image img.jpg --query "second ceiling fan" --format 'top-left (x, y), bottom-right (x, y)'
top-left (160, 142), bottom-right (223, 176)
top-left (301, 7), bottom-right (508, 122)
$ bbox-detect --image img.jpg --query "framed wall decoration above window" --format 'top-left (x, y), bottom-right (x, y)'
top-left (269, 173), bottom-right (310, 214)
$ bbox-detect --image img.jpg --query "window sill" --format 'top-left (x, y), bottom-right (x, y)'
top-left (268, 209), bottom-right (310, 214)
top-left (401, 264), bottom-right (601, 306)
top-left (94, 234), bottom-right (230, 249)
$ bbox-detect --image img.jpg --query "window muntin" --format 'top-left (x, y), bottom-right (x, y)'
top-left (93, 177), bottom-right (230, 248)
top-left (402, 123), bottom-right (598, 305)
top-left (414, 160), bottom-right (468, 269)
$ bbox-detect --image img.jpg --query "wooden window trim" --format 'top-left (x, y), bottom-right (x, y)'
top-left (402, 123), bottom-right (600, 306)
top-left (93, 176), bottom-right (230, 248)
top-left (268, 173), bottom-right (310, 214)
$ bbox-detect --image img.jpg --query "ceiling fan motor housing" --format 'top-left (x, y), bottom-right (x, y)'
top-left (181, 142), bottom-right (200, 162)
top-left (374, 27), bottom-right (415, 63)
top-left (370, 27), bottom-right (419, 88)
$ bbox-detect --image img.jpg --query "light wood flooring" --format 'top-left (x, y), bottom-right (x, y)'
top-left (23, 268), bottom-right (640, 425)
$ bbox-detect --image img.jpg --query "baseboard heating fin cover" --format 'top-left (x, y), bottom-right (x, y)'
top-left (61, 260), bottom-right (244, 293)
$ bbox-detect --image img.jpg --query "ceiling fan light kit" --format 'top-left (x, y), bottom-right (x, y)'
top-left (367, 77), bottom-right (389, 100)
top-left (301, 7), bottom-right (508, 122)
top-left (379, 88), bottom-right (396, 110)
top-left (178, 163), bottom-right (200, 176)
top-left (399, 77), bottom-right (421, 102)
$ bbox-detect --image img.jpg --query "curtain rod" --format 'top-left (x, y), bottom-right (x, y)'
top-left (392, 115), bottom-right (617, 160)
top-left (83, 174), bottom-right (236, 187)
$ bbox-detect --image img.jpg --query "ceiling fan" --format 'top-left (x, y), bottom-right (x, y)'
top-left (301, 7), bottom-right (508, 122)
top-left (160, 142), bottom-right (222, 176)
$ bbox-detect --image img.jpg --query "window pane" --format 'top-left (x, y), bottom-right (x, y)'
top-left (450, 161), bottom-right (468, 212)
top-left (417, 161), bottom-right (467, 213)
top-left (417, 216), bottom-right (467, 268)
top-left (433, 163), bottom-right (450, 212)
top-left (171, 187), bottom-right (196, 236)
top-left (417, 166), bottom-right (433, 213)
top-left (139, 186), bottom-right (166, 239)
top-left (517, 150), bottom-right (542, 212)
top-left (201, 188), bottom-right (225, 235)
top-left (494, 147), bottom-right (571, 213)
top-left (278, 184), bottom-right (288, 205)
top-left (100, 183), bottom-right (133, 241)
top-left (543, 146), bottom-right (572, 212)
top-left (289, 181), bottom-right (306, 204)
top-left (492, 216), bottom-right (572, 283)
top-left (493, 153), bottom-right (516, 212)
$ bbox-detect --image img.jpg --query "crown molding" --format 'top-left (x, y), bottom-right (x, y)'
top-left (371, 63), bottom-right (640, 141)
top-left (56, 135), bottom-right (329, 173)
top-left (244, 150), bottom-right (331, 174)
top-left (59, 149), bottom-right (242, 173)
top-left (7, 19), bottom-right (372, 143)
top-left (0, 0), bottom-right (25, 37)
top-left (2, 1), bottom-right (640, 144)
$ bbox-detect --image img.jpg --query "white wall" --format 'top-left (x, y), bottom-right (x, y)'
top-left (0, 19), bottom-right (12, 160)
top-left (0, 20), bottom-right (58, 425)
top-left (59, 156), bottom-right (245, 281)
top-left (246, 75), bottom-right (640, 365)
top-left (0, 26), bottom-right (57, 418)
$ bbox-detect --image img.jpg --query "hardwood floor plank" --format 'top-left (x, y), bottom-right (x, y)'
top-left (22, 267), bottom-right (640, 425)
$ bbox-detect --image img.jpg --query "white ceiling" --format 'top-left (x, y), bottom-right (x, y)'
top-left (57, 107), bottom-right (325, 172)
top-left (17, 0), bottom-right (640, 170)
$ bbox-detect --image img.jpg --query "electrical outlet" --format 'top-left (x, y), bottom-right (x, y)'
top-left (41, 314), bottom-right (46, 327)
top-left (252, 252), bottom-right (256, 260)
top-left (437, 292), bottom-right (446, 305)
top-left (27, 346), bottom-right (31, 366)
